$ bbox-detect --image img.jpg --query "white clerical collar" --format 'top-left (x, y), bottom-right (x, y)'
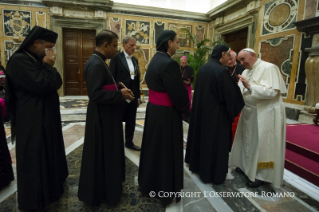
top-left (250, 58), bottom-right (261, 70)
top-left (123, 51), bottom-right (132, 59)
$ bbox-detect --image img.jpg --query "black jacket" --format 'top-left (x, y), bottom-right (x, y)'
top-left (109, 51), bottom-right (141, 99)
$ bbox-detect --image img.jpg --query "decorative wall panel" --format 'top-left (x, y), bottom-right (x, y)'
top-left (133, 48), bottom-right (149, 84)
top-left (262, 0), bottom-right (298, 35)
top-left (195, 25), bottom-right (205, 44)
top-left (110, 18), bottom-right (122, 42)
top-left (153, 22), bottom-right (165, 45)
top-left (312, 33), bottom-right (319, 48)
top-left (125, 20), bottom-right (150, 44)
top-left (4, 40), bottom-right (20, 64)
top-left (168, 23), bottom-right (192, 47)
top-left (260, 36), bottom-right (295, 97)
top-left (3, 10), bottom-right (31, 37)
top-left (35, 11), bottom-right (46, 28)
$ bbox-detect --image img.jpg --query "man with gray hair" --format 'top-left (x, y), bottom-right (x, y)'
top-left (226, 50), bottom-right (245, 83)
top-left (110, 35), bottom-right (141, 151)
top-left (230, 48), bottom-right (287, 188)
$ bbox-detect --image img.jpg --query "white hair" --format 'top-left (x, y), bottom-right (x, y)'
top-left (123, 35), bottom-right (136, 44)
top-left (230, 51), bottom-right (237, 57)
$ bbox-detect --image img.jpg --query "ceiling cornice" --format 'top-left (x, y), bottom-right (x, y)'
top-left (112, 2), bottom-right (210, 22)
top-left (42, 0), bottom-right (113, 11)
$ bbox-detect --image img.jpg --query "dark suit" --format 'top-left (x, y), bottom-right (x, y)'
top-left (110, 51), bottom-right (141, 146)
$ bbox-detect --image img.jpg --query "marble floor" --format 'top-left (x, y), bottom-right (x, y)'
top-left (0, 97), bottom-right (318, 211)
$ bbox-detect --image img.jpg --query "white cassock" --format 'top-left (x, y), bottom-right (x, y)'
top-left (229, 58), bottom-right (287, 188)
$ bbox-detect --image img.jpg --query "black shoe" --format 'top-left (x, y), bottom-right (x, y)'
top-left (235, 167), bottom-right (245, 174)
top-left (246, 179), bottom-right (264, 188)
top-left (125, 144), bottom-right (141, 151)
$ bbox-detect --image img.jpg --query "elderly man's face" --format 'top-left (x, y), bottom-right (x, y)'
top-left (238, 51), bottom-right (255, 69)
top-left (227, 54), bottom-right (236, 67)
top-left (123, 39), bottom-right (136, 56)
top-left (181, 59), bottom-right (187, 67)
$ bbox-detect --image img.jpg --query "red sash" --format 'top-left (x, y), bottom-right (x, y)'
top-left (0, 98), bottom-right (5, 116)
top-left (103, 84), bottom-right (117, 91)
top-left (149, 89), bottom-right (173, 106)
top-left (185, 84), bottom-right (192, 111)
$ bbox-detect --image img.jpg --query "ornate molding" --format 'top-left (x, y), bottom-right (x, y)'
top-left (112, 2), bottom-right (209, 22)
top-left (306, 46), bottom-right (319, 56)
top-left (207, 0), bottom-right (245, 19)
top-left (294, 16), bottom-right (319, 35)
top-left (51, 16), bottom-right (105, 29)
top-left (214, 15), bottom-right (255, 35)
top-left (42, 0), bottom-right (113, 11)
top-left (262, 0), bottom-right (298, 36)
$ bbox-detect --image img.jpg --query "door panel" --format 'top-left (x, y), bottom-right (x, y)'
top-left (224, 28), bottom-right (248, 54)
top-left (63, 28), bottom-right (95, 95)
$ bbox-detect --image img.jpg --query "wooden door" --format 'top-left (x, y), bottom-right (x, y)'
top-left (224, 28), bottom-right (248, 54)
top-left (63, 29), bottom-right (95, 95)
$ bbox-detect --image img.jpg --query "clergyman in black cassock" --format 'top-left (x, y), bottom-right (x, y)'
top-left (110, 35), bottom-right (141, 151)
top-left (78, 30), bottom-right (134, 206)
top-left (138, 30), bottom-right (190, 205)
top-left (180, 56), bottom-right (194, 121)
top-left (185, 45), bottom-right (245, 185)
top-left (5, 26), bottom-right (68, 210)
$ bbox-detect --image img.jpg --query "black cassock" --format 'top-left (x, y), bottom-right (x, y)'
top-left (181, 65), bottom-right (194, 84)
top-left (78, 51), bottom-right (125, 205)
top-left (5, 50), bottom-right (68, 210)
top-left (138, 52), bottom-right (189, 205)
top-left (185, 58), bottom-right (244, 184)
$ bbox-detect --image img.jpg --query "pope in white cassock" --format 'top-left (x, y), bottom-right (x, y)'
top-left (229, 48), bottom-right (287, 188)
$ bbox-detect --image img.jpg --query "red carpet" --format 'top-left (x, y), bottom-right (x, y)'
top-left (285, 124), bottom-right (319, 187)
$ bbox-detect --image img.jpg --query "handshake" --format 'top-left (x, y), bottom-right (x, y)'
top-left (119, 82), bottom-right (135, 103)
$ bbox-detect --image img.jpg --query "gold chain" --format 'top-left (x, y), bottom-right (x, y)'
top-left (23, 50), bottom-right (37, 62)
top-left (93, 54), bottom-right (118, 90)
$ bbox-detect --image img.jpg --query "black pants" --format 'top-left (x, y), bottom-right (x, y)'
top-left (122, 97), bottom-right (138, 146)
